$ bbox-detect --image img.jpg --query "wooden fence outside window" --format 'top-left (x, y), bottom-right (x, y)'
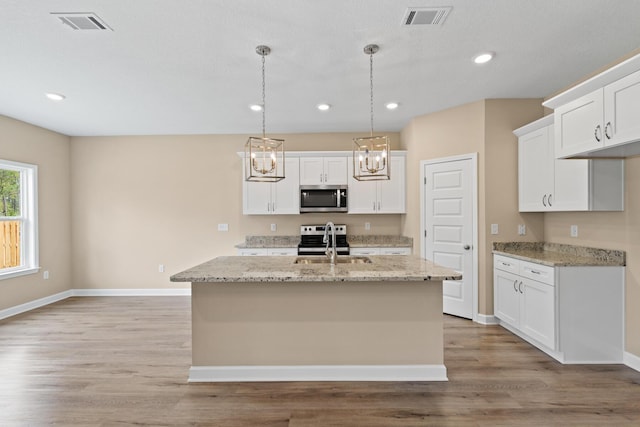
top-left (1, 220), bottom-right (20, 269)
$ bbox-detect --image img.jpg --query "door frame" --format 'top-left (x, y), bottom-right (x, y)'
top-left (420, 153), bottom-right (479, 322)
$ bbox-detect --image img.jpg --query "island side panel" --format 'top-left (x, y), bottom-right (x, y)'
top-left (191, 280), bottom-right (443, 366)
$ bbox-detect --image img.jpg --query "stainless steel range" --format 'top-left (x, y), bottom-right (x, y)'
top-left (297, 224), bottom-right (350, 256)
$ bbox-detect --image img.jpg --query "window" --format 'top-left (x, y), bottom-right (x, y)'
top-left (0, 159), bottom-right (38, 280)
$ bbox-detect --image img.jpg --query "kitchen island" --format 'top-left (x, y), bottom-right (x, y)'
top-left (171, 255), bottom-right (461, 382)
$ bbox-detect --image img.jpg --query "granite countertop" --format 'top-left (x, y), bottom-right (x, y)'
top-left (493, 242), bottom-right (625, 267)
top-left (170, 255), bottom-right (461, 283)
top-left (235, 235), bottom-right (413, 249)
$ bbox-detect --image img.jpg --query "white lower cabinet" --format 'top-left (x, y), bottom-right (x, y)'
top-left (350, 247), bottom-right (411, 256)
top-left (237, 248), bottom-right (297, 256)
top-left (494, 257), bottom-right (555, 349)
top-left (493, 254), bottom-right (623, 363)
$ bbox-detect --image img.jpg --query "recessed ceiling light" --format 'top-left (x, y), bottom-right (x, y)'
top-left (473, 52), bottom-right (494, 64)
top-left (46, 92), bottom-right (66, 101)
top-left (316, 103), bottom-right (331, 111)
top-left (249, 104), bottom-right (263, 111)
top-left (386, 102), bottom-right (399, 110)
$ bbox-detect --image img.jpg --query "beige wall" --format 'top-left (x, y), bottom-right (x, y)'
top-left (70, 132), bottom-right (402, 290)
top-left (400, 99), bottom-right (544, 315)
top-left (0, 116), bottom-right (71, 310)
top-left (544, 156), bottom-right (640, 356)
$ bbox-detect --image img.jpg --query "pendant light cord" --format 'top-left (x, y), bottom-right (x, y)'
top-left (261, 51), bottom-right (266, 138)
top-left (370, 51), bottom-right (374, 137)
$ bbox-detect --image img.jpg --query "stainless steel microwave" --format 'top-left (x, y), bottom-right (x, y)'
top-left (300, 185), bottom-right (348, 213)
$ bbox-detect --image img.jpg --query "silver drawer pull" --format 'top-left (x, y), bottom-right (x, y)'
top-left (530, 270), bottom-right (541, 275)
top-left (501, 262), bottom-right (511, 267)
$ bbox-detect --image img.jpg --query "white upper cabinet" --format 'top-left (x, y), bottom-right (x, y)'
top-left (515, 116), bottom-right (624, 212)
top-left (545, 54), bottom-right (640, 158)
top-left (348, 155), bottom-right (406, 214)
top-left (299, 156), bottom-right (348, 185)
top-left (518, 120), bottom-right (555, 211)
top-left (243, 157), bottom-right (300, 215)
top-left (603, 69), bottom-right (640, 148)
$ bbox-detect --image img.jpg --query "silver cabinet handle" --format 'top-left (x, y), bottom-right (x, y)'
top-left (518, 281), bottom-right (523, 293)
top-left (378, 201), bottom-right (381, 210)
top-left (594, 125), bottom-right (602, 142)
top-left (542, 194), bottom-right (547, 207)
top-left (513, 279), bottom-right (518, 292)
top-left (320, 173), bottom-right (323, 182)
top-left (530, 270), bottom-right (541, 275)
top-left (325, 173), bottom-right (328, 182)
top-left (605, 122), bottom-right (612, 140)
top-left (373, 202), bottom-right (376, 211)
top-left (501, 261), bottom-right (511, 267)
top-left (548, 194), bottom-right (552, 207)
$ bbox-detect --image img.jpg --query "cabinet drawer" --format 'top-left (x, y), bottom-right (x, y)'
top-left (494, 255), bottom-right (520, 274)
top-left (379, 247), bottom-right (411, 255)
top-left (350, 248), bottom-right (380, 256)
top-left (520, 261), bottom-right (555, 286)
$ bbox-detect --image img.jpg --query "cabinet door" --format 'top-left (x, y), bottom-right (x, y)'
top-left (243, 180), bottom-right (273, 215)
top-left (347, 161), bottom-right (377, 213)
top-left (299, 157), bottom-right (325, 185)
top-left (604, 68), bottom-right (640, 148)
top-left (350, 247), bottom-right (380, 255)
top-left (494, 268), bottom-right (521, 328)
top-left (377, 156), bottom-right (406, 213)
top-left (552, 157), bottom-right (590, 211)
top-left (379, 247), bottom-right (411, 255)
top-left (272, 157), bottom-right (300, 214)
top-left (518, 125), bottom-right (554, 211)
top-left (520, 278), bottom-right (556, 350)
top-left (554, 89), bottom-right (604, 158)
top-left (324, 157), bottom-right (348, 185)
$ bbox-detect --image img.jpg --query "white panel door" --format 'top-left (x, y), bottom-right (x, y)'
top-left (424, 157), bottom-right (474, 319)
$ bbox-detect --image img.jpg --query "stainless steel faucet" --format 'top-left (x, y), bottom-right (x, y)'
top-left (323, 221), bottom-right (337, 264)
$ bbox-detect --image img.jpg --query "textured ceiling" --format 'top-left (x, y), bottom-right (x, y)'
top-left (1, 0), bottom-right (640, 136)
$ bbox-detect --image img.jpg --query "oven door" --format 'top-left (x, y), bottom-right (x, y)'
top-left (297, 247), bottom-right (350, 256)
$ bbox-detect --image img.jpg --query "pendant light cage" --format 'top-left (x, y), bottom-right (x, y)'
top-left (245, 45), bottom-right (285, 182)
top-left (353, 44), bottom-right (390, 181)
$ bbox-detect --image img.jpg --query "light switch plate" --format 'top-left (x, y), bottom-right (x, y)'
top-left (570, 225), bottom-right (578, 237)
top-left (491, 224), bottom-right (499, 235)
top-left (218, 223), bottom-right (229, 232)
top-left (270, 223), bottom-right (277, 232)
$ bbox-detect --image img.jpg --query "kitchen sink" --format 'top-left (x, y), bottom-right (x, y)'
top-left (294, 256), bottom-right (373, 265)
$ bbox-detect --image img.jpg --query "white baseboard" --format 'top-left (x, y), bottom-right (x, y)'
top-left (0, 288), bottom-right (190, 321)
top-left (189, 364), bottom-right (448, 382)
top-left (475, 313), bottom-right (499, 325)
top-left (71, 288), bottom-right (191, 297)
top-left (0, 289), bottom-right (73, 321)
top-left (624, 351), bottom-right (640, 372)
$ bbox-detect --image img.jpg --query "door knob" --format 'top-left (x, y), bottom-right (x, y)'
top-left (463, 245), bottom-right (471, 250)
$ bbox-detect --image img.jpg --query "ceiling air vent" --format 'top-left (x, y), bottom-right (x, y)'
top-left (403, 7), bottom-right (452, 26)
top-left (51, 12), bottom-right (112, 31)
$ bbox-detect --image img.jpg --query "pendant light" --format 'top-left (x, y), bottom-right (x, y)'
top-left (353, 44), bottom-right (390, 181)
top-left (245, 45), bottom-right (285, 182)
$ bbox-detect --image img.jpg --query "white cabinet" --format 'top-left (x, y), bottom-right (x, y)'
top-left (554, 68), bottom-right (640, 158)
top-left (237, 248), bottom-right (297, 256)
top-left (299, 156), bottom-right (348, 185)
top-left (515, 116), bottom-right (624, 212)
top-left (348, 155), bottom-right (406, 214)
top-left (493, 253), bottom-right (624, 363)
top-left (350, 247), bottom-right (411, 256)
top-left (493, 255), bottom-right (555, 350)
top-left (243, 157), bottom-right (300, 215)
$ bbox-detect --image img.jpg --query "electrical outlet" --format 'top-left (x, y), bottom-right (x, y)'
top-left (491, 224), bottom-right (499, 235)
top-left (270, 223), bottom-right (277, 232)
top-left (365, 222), bottom-right (371, 231)
top-left (518, 224), bottom-right (526, 236)
top-left (158, 264), bottom-right (165, 273)
top-left (217, 223), bottom-right (229, 232)
top-left (570, 225), bottom-right (578, 238)
top-left (43, 270), bottom-right (49, 280)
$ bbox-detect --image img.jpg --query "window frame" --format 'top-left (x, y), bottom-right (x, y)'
top-left (0, 159), bottom-right (38, 280)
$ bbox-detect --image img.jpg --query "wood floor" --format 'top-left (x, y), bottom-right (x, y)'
top-left (1, 296), bottom-right (639, 426)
